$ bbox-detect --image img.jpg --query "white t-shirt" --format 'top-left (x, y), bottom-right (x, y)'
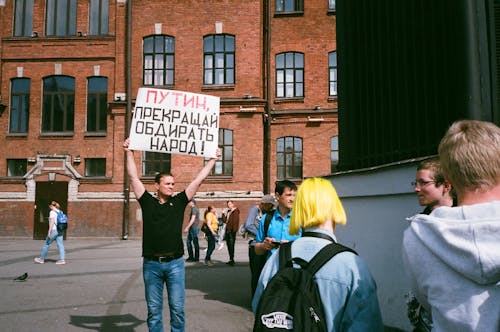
top-left (49, 209), bottom-right (59, 232)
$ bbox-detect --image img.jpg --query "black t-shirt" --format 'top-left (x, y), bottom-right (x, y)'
top-left (138, 190), bottom-right (189, 257)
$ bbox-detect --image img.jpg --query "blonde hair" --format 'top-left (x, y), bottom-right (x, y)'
top-left (438, 120), bottom-right (500, 192)
top-left (290, 177), bottom-right (346, 235)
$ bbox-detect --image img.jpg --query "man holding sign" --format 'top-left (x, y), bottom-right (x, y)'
top-left (124, 137), bottom-right (220, 332)
top-left (124, 89), bottom-right (221, 332)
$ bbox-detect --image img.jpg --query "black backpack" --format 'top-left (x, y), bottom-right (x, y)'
top-left (253, 232), bottom-right (357, 332)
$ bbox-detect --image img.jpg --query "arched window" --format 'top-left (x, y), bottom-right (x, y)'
top-left (42, 75), bottom-right (75, 132)
top-left (143, 35), bottom-right (175, 86)
top-left (276, 52), bottom-right (304, 98)
top-left (203, 34), bottom-right (235, 85)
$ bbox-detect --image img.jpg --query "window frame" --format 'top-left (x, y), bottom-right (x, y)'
top-left (45, 0), bottom-right (77, 37)
top-left (328, 0), bottom-right (336, 11)
top-left (203, 34), bottom-right (235, 86)
top-left (89, 0), bottom-right (109, 36)
top-left (84, 158), bottom-right (106, 177)
top-left (7, 159), bottom-right (28, 177)
top-left (207, 128), bottom-right (233, 176)
top-left (13, 0), bottom-right (34, 37)
top-left (275, 0), bottom-right (304, 13)
top-left (276, 136), bottom-right (303, 180)
top-left (329, 51), bottom-right (337, 97)
top-left (86, 76), bottom-right (108, 134)
top-left (330, 136), bottom-right (339, 172)
top-left (9, 78), bottom-right (30, 134)
top-left (42, 75), bottom-right (75, 134)
top-left (141, 151), bottom-right (172, 177)
top-left (276, 52), bottom-right (304, 98)
top-left (143, 35), bottom-right (175, 87)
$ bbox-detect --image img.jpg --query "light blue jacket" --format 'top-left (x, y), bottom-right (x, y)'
top-left (253, 228), bottom-right (384, 332)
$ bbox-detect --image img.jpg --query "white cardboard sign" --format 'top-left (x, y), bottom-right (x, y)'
top-left (128, 88), bottom-right (220, 158)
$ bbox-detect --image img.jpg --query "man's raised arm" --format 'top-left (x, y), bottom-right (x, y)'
top-left (123, 138), bottom-right (146, 199)
top-left (185, 149), bottom-right (221, 200)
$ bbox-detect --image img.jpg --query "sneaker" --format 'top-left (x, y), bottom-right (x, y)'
top-left (226, 260), bottom-right (235, 266)
top-left (34, 257), bottom-right (44, 264)
top-left (55, 260), bottom-right (66, 265)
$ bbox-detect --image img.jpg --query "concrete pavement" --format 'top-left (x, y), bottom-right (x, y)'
top-left (0, 236), bottom-right (254, 332)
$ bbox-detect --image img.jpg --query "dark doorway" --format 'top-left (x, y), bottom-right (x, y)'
top-left (34, 181), bottom-right (68, 240)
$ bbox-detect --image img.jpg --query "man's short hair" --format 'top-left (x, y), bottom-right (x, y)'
top-left (154, 172), bottom-right (174, 184)
top-left (274, 180), bottom-right (297, 195)
top-left (417, 157), bottom-right (446, 185)
top-left (438, 120), bottom-right (500, 192)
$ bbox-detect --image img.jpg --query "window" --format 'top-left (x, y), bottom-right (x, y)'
top-left (42, 76), bottom-right (75, 133)
top-left (276, 52), bottom-right (304, 98)
top-left (329, 51), bottom-right (337, 96)
top-left (143, 35), bottom-right (175, 86)
top-left (7, 159), bottom-right (27, 177)
top-left (331, 136), bottom-right (339, 172)
top-left (85, 158), bottom-right (106, 177)
top-left (142, 152), bottom-right (171, 176)
top-left (328, 0), bottom-right (335, 11)
top-left (208, 128), bottom-right (233, 176)
top-left (14, 0), bottom-right (34, 37)
top-left (277, 136), bottom-right (302, 179)
top-left (9, 78), bottom-right (30, 134)
top-left (203, 34), bottom-right (235, 85)
top-left (46, 0), bottom-right (77, 36)
top-left (87, 77), bottom-right (108, 132)
top-left (89, 0), bottom-right (109, 36)
top-left (276, 0), bottom-right (303, 12)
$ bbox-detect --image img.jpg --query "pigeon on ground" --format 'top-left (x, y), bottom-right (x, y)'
top-left (13, 272), bottom-right (28, 282)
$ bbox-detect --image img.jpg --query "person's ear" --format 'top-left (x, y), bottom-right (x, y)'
top-left (443, 180), bottom-right (452, 193)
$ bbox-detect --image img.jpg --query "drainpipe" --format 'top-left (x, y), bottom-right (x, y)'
top-left (263, 0), bottom-right (272, 194)
top-left (122, 0), bottom-right (132, 240)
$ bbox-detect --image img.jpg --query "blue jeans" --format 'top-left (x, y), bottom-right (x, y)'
top-left (186, 227), bottom-right (199, 260)
top-left (143, 257), bottom-right (185, 332)
top-left (40, 229), bottom-right (65, 260)
top-left (205, 233), bottom-right (216, 262)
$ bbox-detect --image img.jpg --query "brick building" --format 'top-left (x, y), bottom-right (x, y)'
top-left (0, 0), bottom-right (339, 238)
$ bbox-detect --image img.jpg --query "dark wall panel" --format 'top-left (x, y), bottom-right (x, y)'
top-left (336, 0), bottom-right (499, 170)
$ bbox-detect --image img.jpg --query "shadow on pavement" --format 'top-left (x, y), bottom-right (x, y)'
top-left (69, 313), bottom-right (144, 331)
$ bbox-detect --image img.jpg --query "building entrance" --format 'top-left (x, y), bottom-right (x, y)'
top-left (34, 181), bottom-right (68, 240)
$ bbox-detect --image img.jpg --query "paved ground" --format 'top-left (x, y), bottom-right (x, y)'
top-left (1, 236), bottom-right (407, 332)
top-left (0, 237), bottom-right (254, 332)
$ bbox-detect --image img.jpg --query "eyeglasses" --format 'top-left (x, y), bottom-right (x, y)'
top-left (411, 180), bottom-right (435, 188)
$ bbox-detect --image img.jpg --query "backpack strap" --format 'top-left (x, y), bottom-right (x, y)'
top-left (278, 241), bottom-right (293, 270)
top-left (306, 242), bottom-right (357, 275)
top-left (302, 231), bottom-right (335, 242)
top-left (263, 210), bottom-right (274, 238)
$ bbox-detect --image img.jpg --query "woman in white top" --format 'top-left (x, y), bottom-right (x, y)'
top-left (34, 201), bottom-right (65, 264)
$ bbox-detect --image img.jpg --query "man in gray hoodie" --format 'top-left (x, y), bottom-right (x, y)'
top-left (402, 119), bottom-right (500, 332)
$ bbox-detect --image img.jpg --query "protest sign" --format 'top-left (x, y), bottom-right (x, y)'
top-left (129, 88), bottom-right (220, 158)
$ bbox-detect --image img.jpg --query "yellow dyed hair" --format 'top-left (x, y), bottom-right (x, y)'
top-left (290, 177), bottom-right (346, 235)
